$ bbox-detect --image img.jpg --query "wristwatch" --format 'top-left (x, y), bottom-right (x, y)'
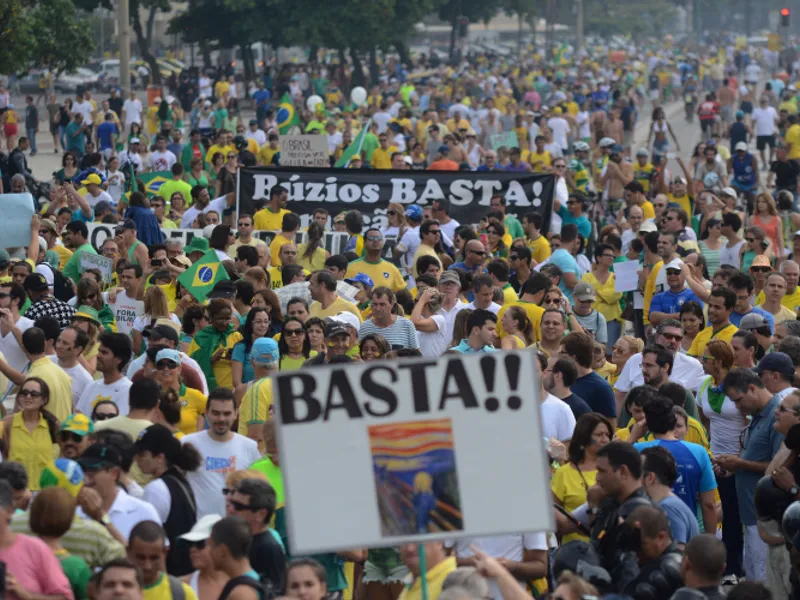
top-left (99, 514), bottom-right (111, 526)
top-left (790, 485), bottom-right (799, 497)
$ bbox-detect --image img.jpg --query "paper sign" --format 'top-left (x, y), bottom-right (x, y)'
top-left (0, 194), bottom-right (35, 248)
top-left (280, 135), bottom-right (330, 167)
top-left (489, 131), bottom-right (519, 151)
top-left (275, 351), bottom-right (553, 553)
top-left (80, 251), bottom-right (113, 283)
top-left (614, 259), bottom-right (641, 293)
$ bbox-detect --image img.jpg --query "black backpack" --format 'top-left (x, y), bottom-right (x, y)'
top-left (218, 575), bottom-right (276, 600)
top-left (39, 263), bottom-right (75, 302)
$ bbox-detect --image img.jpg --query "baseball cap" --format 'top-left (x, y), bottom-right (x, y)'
top-left (636, 148), bottom-right (649, 157)
top-left (350, 154), bottom-right (363, 162)
top-left (206, 280), bottom-right (236, 300)
top-left (610, 144), bottom-right (624, 154)
top-left (61, 414), bottom-right (94, 437)
top-left (664, 258), bottom-right (684, 272)
top-left (331, 311), bottom-right (360, 332)
top-left (639, 220), bottom-right (658, 233)
top-left (118, 219), bottom-right (137, 231)
top-left (672, 175), bottom-right (688, 185)
top-left (325, 320), bottom-right (350, 338)
top-left (750, 255), bottom-right (772, 269)
top-left (720, 187), bottom-right (738, 198)
top-left (77, 443), bottom-right (124, 470)
top-left (129, 137), bottom-right (141, 144)
top-left (437, 145), bottom-right (450, 154)
top-left (438, 271), bottom-right (461, 286)
top-left (735, 141), bottom-right (748, 152)
top-left (249, 119), bottom-right (258, 126)
top-left (155, 348), bottom-right (181, 366)
top-left (252, 338), bottom-right (279, 366)
top-left (403, 155), bottom-right (413, 166)
top-left (134, 424), bottom-right (180, 461)
top-left (23, 273), bottom-right (49, 292)
top-left (180, 514), bottom-right (223, 542)
top-left (81, 174), bottom-right (102, 186)
top-left (740, 313), bottom-right (770, 331)
top-left (94, 200), bottom-right (113, 215)
top-left (755, 352), bottom-right (795, 377)
top-left (333, 213), bottom-right (347, 224)
top-left (405, 204), bottom-right (423, 221)
top-left (73, 305), bottom-right (101, 326)
top-left (345, 273), bottom-right (374, 289)
top-left (598, 137), bottom-right (615, 148)
top-left (143, 322), bottom-right (180, 344)
top-left (573, 281), bottom-right (595, 302)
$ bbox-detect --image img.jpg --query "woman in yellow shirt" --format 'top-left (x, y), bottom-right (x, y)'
top-left (581, 243), bottom-right (623, 350)
top-left (0, 377), bottom-right (59, 491)
top-left (499, 306), bottom-right (535, 349)
top-left (297, 222), bottom-right (330, 271)
top-left (278, 317), bottom-right (316, 370)
top-left (151, 348), bottom-right (206, 435)
top-left (551, 413), bottom-right (613, 542)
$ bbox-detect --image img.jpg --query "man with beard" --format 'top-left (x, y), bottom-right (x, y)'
top-left (182, 388), bottom-right (261, 518)
top-left (688, 288), bottom-right (738, 358)
top-left (57, 413), bottom-right (93, 459)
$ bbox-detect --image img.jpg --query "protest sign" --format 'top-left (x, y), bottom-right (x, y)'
top-left (237, 167), bottom-right (555, 234)
top-left (489, 131), bottom-right (519, 151)
top-left (0, 194), bottom-right (36, 247)
top-left (79, 251), bottom-right (114, 283)
top-left (280, 135), bottom-right (330, 167)
top-left (275, 351), bottom-right (553, 553)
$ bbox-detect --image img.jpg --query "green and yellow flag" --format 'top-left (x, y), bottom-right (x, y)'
top-left (276, 93), bottom-right (301, 135)
top-left (177, 250), bottom-right (229, 302)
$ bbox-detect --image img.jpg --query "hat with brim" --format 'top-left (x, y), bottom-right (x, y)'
top-left (438, 271), bottom-right (461, 287)
top-left (206, 280), bottom-right (236, 300)
top-left (185, 237), bottom-right (210, 255)
top-left (73, 305), bottom-right (100, 326)
top-left (639, 221), bottom-right (658, 233)
top-left (77, 443), bottom-right (123, 470)
top-left (179, 514), bottom-right (223, 542)
top-left (325, 320), bottom-right (350, 338)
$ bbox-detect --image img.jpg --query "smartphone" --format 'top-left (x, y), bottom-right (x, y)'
top-left (667, 152), bottom-right (676, 159)
top-left (150, 259), bottom-right (163, 267)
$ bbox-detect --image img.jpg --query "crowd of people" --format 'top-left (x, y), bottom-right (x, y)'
top-left (3, 35), bottom-right (800, 600)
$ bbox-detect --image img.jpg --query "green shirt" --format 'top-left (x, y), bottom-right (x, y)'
top-left (127, 240), bottom-right (143, 265)
top-left (504, 215), bottom-right (525, 241)
top-left (158, 179), bottom-right (193, 207)
top-left (64, 242), bottom-right (97, 284)
top-left (58, 552), bottom-right (92, 600)
top-left (360, 133), bottom-right (379, 162)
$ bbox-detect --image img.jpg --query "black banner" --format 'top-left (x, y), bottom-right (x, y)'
top-left (237, 167), bottom-right (555, 234)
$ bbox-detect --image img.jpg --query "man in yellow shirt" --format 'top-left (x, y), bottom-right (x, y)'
top-left (688, 288), bottom-right (738, 357)
top-left (755, 260), bottom-right (800, 311)
top-left (128, 521), bottom-right (199, 600)
top-left (529, 135), bottom-right (551, 173)
top-left (205, 130), bottom-right (235, 164)
top-left (496, 271), bottom-right (550, 340)
top-left (237, 338), bottom-right (277, 447)
top-left (269, 213), bottom-right (300, 266)
top-left (258, 133), bottom-right (280, 166)
top-left (398, 543), bottom-right (456, 600)
top-left (370, 133), bottom-right (397, 169)
top-left (345, 228), bottom-right (406, 292)
top-left (787, 115), bottom-right (800, 160)
top-left (308, 270), bottom-right (362, 321)
top-left (521, 213), bottom-right (551, 264)
top-left (253, 185), bottom-right (290, 231)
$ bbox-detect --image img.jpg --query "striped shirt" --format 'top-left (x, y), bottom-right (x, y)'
top-left (357, 317), bottom-right (420, 350)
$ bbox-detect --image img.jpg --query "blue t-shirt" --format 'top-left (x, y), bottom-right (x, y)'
top-left (730, 306), bottom-right (775, 333)
top-left (253, 89), bottom-right (271, 109)
top-left (556, 205), bottom-right (592, 240)
top-left (232, 342), bottom-right (255, 385)
top-left (549, 248), bottom-right (581, 304)
top-left (659, 494), bottom-right (700, 544)
top-left (649, 288), bottom-right (704, 320)
top-left (96, 121), bottom-right (117, 150)
top-left (570, 372), bottom-right (616, 418)
top-left (634, 439), bottom-right (717, 514)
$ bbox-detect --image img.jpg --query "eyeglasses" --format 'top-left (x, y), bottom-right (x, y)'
top-left (93, 412), bottom-right (116, 421)
top-left (18, 389), bottom-right (43, 398)
top-left (429, 229), bottom-right (441, 235)
top-left (659, 332), bottom-right (683, 342)
top-left (227, 154), bottom-right (237, 159)
top-left (486, 230), bottom-right (499, 235)
top-left (238, 222), bottom-right (251, 227)
top-left (387, 210), bottom-right (396, 215)
top-left (227, 499), bottom-right (263, 512)
top-left (0, 293), bottom-right (10, 299)
top-left (156, 361), bottom-right (179, 371)
top-left (60, 431), bottom-right (83, 443)
top-left (746, 237), bottom-right (756, 243)
top-left (284, 328), bottom-right (305, 336)
top-left (510, 255), bottom-right (519, 261)
top-left (553, 164), bottom-right (566, 169)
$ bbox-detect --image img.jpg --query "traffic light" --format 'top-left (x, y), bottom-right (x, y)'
top-left (458, 16), bottom-right (469, 38)
top-left (782, 7), bottom-right (791, 27)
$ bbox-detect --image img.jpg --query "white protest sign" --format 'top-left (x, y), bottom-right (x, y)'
top-left (280, 135), bottom-right (330, 167)
top-left (79, 251), bottom-right (113, 283)
top-left (275, 351), bottom-right (553, 553)
top-left (0, 193), bottom-right (35, 248)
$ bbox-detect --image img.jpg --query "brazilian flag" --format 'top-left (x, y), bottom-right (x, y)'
top-left (277, 93), bottom-right (301, 135)
top-left (177, 250), bottom-right (229, 302)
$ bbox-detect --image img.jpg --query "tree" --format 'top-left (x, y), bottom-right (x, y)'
top-left (130, 0), bottom-right (171, 86)
top-left (583, 0), bottom-right (677, 39)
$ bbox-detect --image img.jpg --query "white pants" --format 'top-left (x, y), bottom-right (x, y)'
top-left (744, 524), bottom-right (768, 582)
top-left (766, 543), bottom-right (791, 600)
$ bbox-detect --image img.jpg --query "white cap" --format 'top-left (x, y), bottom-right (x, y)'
top-left (204, 100), bottom-right (212, 107)
top-left (639, 220), bottom-right (658, 233)
top-left (331, 311), bottom-right (360, 332)
top-left (665, 258), bottom-right (684, 271)
top-left (165, 95), bottom-right (175, 104)
top-left (179, 514), bottom-right (222, 542)
top-left (202, 224), bottom-right (216, 239)
top-left (720, 187), bottom-right (737, 198)
top-left (793, 229), bottom-right (800, 238)
top-left (153, 97), bottom-right (162, 104)
top-left (735, 141), bottom-right (748, 152)
top-left (403, 155), bottom-right (413, 165)
top-left (129, 137), bottom-right (140, 144)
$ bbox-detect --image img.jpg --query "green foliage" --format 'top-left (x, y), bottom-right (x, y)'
top-left (583, 0), bottom-right (677, 39)
top-left (0, 0), bottom-right (93, 75)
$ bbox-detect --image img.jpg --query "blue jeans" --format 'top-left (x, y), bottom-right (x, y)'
top-left (26, 128), bottom-right (36, 153)
top-left (606, 319), bottom-right (622, 356)
top-left (58, 125), bottom-right (66, 149)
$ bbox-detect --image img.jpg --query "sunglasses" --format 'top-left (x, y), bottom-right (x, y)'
top-left (93, 412), bottom-right (117, 421)
top-left (156, 361), bottom-right (179, 371)
top-left (238, 222), bottom-right (251, 227)
top-left (659, 332), bottom-right (683, 342)
top-left (284, 328), bottom-right (305, 337)
top-left (0, 293), bottom-right (9, 299)
top-left (469, 249), bottom-right (486, 256)
top-left (227, 499), bottom-right (262, 512)
top-left (60, 431), bottom-right (83, 443)
top-left (429, 230), bottom-right (441, 234)
top-left (18, 389), bottom-right (43, 398)
top-left (366, 235), bottom-right (383, 242)
top-left (751, 267), bottom-right (771, 273)
top-left (387, 210), bottom-right (397, 215)
top-left (189, 540), bottom-right (206, 549)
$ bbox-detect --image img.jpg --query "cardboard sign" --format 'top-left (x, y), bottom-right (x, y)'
top-left (280, 135), bottom-right (330, 168)
top-left (79, 251), bottom-right (113, 283)
top-left (489, 131), bottom-right (519, 151)
top-left (275, 351), bottom-right (553, 553)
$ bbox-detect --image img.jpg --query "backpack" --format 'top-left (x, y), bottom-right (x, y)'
top-left (218, 575), bottom-right (276, 600)
top-left (167, 575), bottom-right (186, 600)
top-left (39, 262), bottom-right (75, 302)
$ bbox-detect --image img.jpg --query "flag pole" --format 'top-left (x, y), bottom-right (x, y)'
top-left (418, 544), bottom-right (429, 600)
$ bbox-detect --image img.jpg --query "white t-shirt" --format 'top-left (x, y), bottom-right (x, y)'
top-left (752, 106), bottom-right (778, 137)
top-left (745, 63), bottom-right (762, 83)
top-left (696, 375), bottom-right (748, 455)
top-left (180, 196), bottom-right (228, 229)
top-left (198, 77), bottom-right (212, 98)
top-left (465, 301), bottom-right (501, 315)
top-left (122, 98), bottom-right (143, 126)
top-left (547, 117), bottom-right (570, 151)
top-left (439, 219), bottom-right (460, 242)
top-left (440, 302), bottom-right (469, 347)
top-left (131, 313), bottom-right (181, 334)
top-left (0, 316), bottom-right (34, 378)
top-left (73, 100), bottom-right (94, 124)
top-left (182, 431), bottom-right (261, 518)
top-left (417, 314), bottom-right (448, 358)
top-left (78, 489), bottom-right (160, 542)
top-left (576, 111), bottom-right (591, 139)
top-left (541, 394), bottom-right (576, 441)
top-left (84, 189), bottom-right (115, 208)
top-left (720, 240), bottom-right (745, 268)
top-left (372, 111), bottom-right (391, 134)
top-left (50, 357), bottom-right (93, 409)
top-left (108, 290), bottom-right (144, 336)
top-left (76, 377), bottom-right (134, 416)
top-left (143, 478), bottom-right (171, 523)
top-left (246, 129), bottom-right (266, 146)
top-left (125, 351), bottom-right (208, 395)
top-left (149, 150), bottom-right (177, 172)
top-left (118, 151), bottom-right (143, 172)
top-left (613, 351), bottom-right (705, 393)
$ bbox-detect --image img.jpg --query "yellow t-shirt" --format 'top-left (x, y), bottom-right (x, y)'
top-left (178, 387), bottom-right (207, 435)
top-left (205, 144), bottom-right (235, 164)
top-left (254, 207), bottom-right (291, 231)
top-left (370, 146), bottom-right (398, 169)
top-left (398, 557), bottom-right (457, 600)
top-left (501, 284), bottom-right (519, 305)
top-left (641, 200), bottom-right (656, 220)
top-left (496, 300), bottom-right (544, 342)
top-left (667, 193), bottom-right (693, 217)
top-left (788, 124), bottom-right (800, 160)
top-left (634, 163), bottom-right (655, 193)
top-left (296, 245), bottom-right (328, 271)
top-left (529, 150), bottom-right (552, 173)
top-left (309, 297), bottom-right (363, 322)
top-left (269, 233), bottom-right (294, 266)
top-left (345, 258), bottom-right (406, 292)
top-left (581, 272), bottom-right (622, 323)
top-left (238, 377), bottom-right (274, 447)
top-left (643, 261), bottom-right (663, 326)
top-left (755, 287), bottom-right (800, 314)
top-left (144, 573), bottom-right (198, 600)
top-left (1, 413), bottom-right (57, 491)
top-left (411, 245), bottom-right (442, 278)
top-left (267, 266), bottom-right (310, 289)
top-left (528, 235), bottom-right (552, 264)
top-left (187, 331), bottom-right (243, 391)
top-left (227, 237), bottom-right (267, 255)
top-left (54, 245), bottom-right (73, 270)
top-left (551, 463), bottom-right (595, 542)
top-left (258, 145), bottom-right (280, 166)
top-left (29, 357), bottom-right (72, 422)
top-left (757, 303), bottom-right (797, 324)
top-left (687, 323), bottom-right (738, 358)
top-left (214, 80), bottom-right (230, 98)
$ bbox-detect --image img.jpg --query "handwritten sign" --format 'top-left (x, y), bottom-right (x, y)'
top-left (80, 251), bottom-right (113, 283)
top-left (280, 135), bottom-right (330, 168)
top-left (489, 131), bottom-right (519, 151)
